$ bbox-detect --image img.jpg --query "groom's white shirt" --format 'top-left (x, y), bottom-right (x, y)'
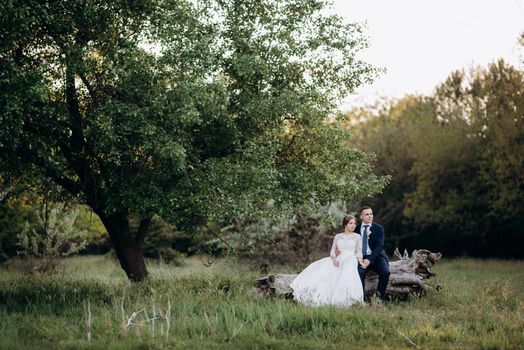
top-left (360, 223), bottom-right (372, 255)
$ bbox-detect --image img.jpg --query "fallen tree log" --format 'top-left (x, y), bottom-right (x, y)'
top-left (256, 248), bottom-right (442, 299)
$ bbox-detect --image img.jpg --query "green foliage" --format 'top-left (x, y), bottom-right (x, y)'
top-left (0, 256), bottom-right (523, 349)
top-left (73, 205), bottom-right (110, 254)
top-left (16, 202), bottom-right (88, 273)
top-left (0, 191), bottom-right (108, 260)
top-left (0, 0), bottom-right (385, 226)
top-left (348, 60), bottom-right (524, 257)
top-left (214, 200), bottom-right (350, 267)
top-left (0, 192), bottom-right (41, 261)
top-left (132, 215), bottom-right (193, 264)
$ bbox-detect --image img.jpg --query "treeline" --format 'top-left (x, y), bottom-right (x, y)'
top-left (348, 60), bottom-right (524, 258)
top-left (2, 61), bottom-right (522, 265)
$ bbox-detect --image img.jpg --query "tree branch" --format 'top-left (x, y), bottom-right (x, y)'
top-left (19, 148), bottom-right (81, 195)
top-left (206, 224), bottom-right (235, 250)
top-left (65, 56), bottom-right (84, 157)
top-left (135, 216), bottom-right (152, 250)
top-left (63, 54), bottom-right (104, 209)
top-left (78, 72), bottom-right (98, 106)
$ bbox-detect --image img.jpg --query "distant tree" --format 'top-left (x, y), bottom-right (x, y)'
top-left (429, 61), bottom-right (524, 256)
top-left (348, 60), bottom-right (524, 257)
top-left (0, 0), bottom-right (386, 280)
top-left (345, 96), bottom-right (440, 251)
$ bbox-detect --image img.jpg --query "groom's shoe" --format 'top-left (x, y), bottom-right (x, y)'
top-left (378, 292), bottom-right (390, 302)
top-left (372, 291), bottom-right (388, 302)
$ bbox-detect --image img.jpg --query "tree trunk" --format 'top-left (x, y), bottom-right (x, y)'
top-left (99, 213), bottom-right (148, 282)
top-left (256, 248), bottom-right (442, 299)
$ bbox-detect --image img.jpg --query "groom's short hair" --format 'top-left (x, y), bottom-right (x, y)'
top-left (359, 206), bottom-right (372, 214)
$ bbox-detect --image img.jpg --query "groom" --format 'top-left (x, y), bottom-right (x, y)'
top-left (356, 206), bottom-right (390, 300)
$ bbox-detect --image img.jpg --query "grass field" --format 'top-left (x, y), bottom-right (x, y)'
top-left (0, 255), bottom-right (523, 349)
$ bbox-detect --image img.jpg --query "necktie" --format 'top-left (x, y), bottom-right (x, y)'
top-left (362, 225), bottom-right (370, 256)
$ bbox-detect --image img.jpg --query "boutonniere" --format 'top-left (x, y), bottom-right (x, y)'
top-left (366, 227), bottom-right (372, 237)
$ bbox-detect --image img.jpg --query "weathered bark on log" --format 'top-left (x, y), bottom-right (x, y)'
top-left (256, 248), bottom-right (442, 299)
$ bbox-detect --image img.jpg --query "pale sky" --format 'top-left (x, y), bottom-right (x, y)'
top-left (330, 0), bottom-right (524, 108)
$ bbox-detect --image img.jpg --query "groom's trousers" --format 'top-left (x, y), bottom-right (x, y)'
top-left (358, 255), bottom-right (390, 299)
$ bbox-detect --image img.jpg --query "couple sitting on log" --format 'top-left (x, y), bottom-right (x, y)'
top-left (289, 206), bottom-right (390, 306)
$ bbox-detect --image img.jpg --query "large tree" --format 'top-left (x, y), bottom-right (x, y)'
top-left (0, 0), bottom-right (386, 281)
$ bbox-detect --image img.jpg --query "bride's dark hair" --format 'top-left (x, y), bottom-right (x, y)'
top-left (342, 215), bottom-right (356, 228)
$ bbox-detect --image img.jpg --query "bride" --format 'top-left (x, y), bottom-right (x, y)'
top-left (289, 215), bottom-right (364, 307)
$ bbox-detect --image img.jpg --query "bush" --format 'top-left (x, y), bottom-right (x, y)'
top-left (214, 201), bottom-right (348, 268)
top-left (16, 202), bottom-right (87, 274)
top-left (132, 215), bottom-right (198, 265)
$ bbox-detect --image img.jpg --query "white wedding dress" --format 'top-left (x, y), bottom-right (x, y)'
top-left (289, 232), bottom-right (364, 307)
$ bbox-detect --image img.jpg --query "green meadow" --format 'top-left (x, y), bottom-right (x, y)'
top-left (1, 256), bottom-right (523, 349)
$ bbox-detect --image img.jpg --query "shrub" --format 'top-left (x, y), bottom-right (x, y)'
top-left (17, 202), bottom-right (87, 273)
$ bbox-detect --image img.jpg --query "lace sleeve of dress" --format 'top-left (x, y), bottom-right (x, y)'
top-left (355, 234), bottom-right (363, 259)
top-left (329, 234), bottom-right (339, 258)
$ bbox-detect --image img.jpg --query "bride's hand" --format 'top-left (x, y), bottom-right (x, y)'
top-left (332, 260), bottom-right (340, 267)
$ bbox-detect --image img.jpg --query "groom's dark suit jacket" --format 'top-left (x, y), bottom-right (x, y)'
top-left (355, 222), bottom-right (389, 265)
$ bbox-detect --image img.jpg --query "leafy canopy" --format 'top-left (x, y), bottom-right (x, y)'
top-left (0, 0), bottom-right (386, 228)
